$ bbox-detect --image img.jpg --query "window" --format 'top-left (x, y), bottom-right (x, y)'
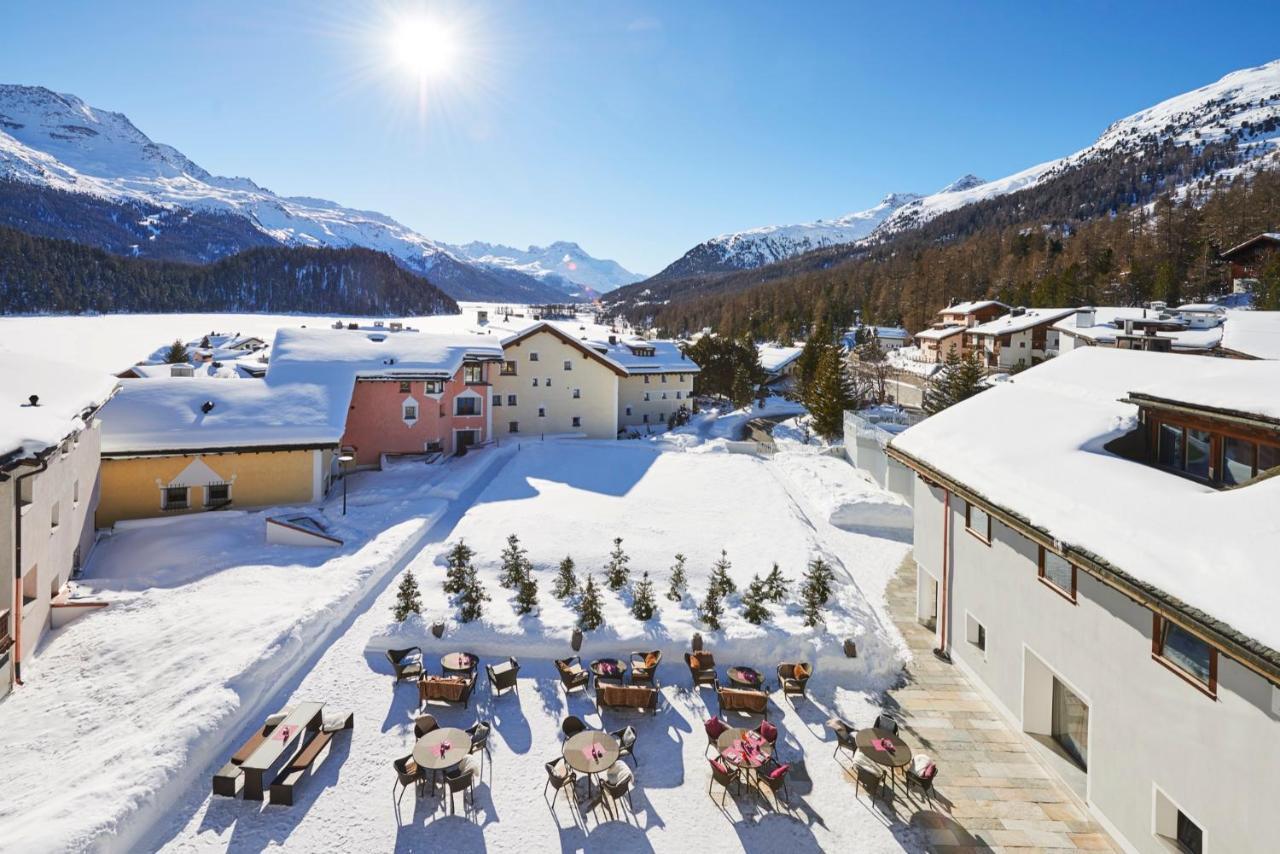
top-left (501, 361), bottom-right (517, 375)
top-left (0, 610), bottom-right (8, 652)
top-left (643, 392), bottom-right (651, 402)
top-left (538, 407), bottom-right (546, 417)
top-left (661, 374), bottom-right (667, 383)
top-left (625, 406), bottom-right (632, 416)
top-left (399, 381), bottom-right (412, 393)
top-left (643, 414), bottom-right (649, 423)
top-left (661, 392), bottom-right (667, 400)
top-left (163, 486), bottom-right (189, 510)
top-left (545, 377), bottom-right (551, 387)
top-left (1185, 428), bottom-right (1211, 479)
top-left (1154, 789), bottom-right (1204, 854)
top-left (532, 378), bottom-right (539, 387)
top-left (455, 396), bottom-right (480, 416)
top-left (571, 416), bottom-right (581, 428)
top-left (205, 483), bottom-right (230, 507)
top-left (563, 360), bottom-right (572, 371)
top-left (1176, 813), bottom-right (1204, 854)
top-left (424, 379), bottom-right (444, 394)
top-left (425, 440), bottom-right (443, 452)
top-left (22, 566), bottom-right (38, 606)
top-left (1222, 435), bottom-right (1256, 485)
top-left (572, 388), bottom-right (581, 399)
top-left (675, 391), bottom-right (682, 400)
top-left (50, 502), bottom-right (60, 531)
top-left (508, 421), bottom-right (519, 433)
top-left (463, 363), bottom-right (483, 384)
top-left (72, 479), bottom-right (80, 506)
top-left (1153, 615), bottom-right (1217, 695)
top-left (659, 412), bottom-right (666, 423)
top-left (1158, 422), bottom-right (1183, 469)
top-left (19, 477), bottom-right (33, 508)
top-left (60, 439), bottom-right (71, 457)
top-left (644, 375), bottom-right (650, 384)
top-left (965, 502), bottom-right (991, 544)
top-left (402, 401), bottom-right (418, 422)
top-left (965, 612), bottom-right (986, 655)
top-left (507, 394), bottom-right (517, 406)
top-left (1038, 547), bottom-right (1075, 600)
top-left (493, 394), bottom-right (502, 406)
top-left (529, 352), bottom-right (539, 362)
top-left (1052, 677), bottom-right (1088, 770)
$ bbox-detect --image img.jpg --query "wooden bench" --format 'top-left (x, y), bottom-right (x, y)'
top-left (717, 686), bottom-right (769, 719)
top-left (598, 683), bottom-right (659, 716)
top-left (213, 722), bottom-right (278, 797)
top-left (268, 713), bottom-right (354, 806)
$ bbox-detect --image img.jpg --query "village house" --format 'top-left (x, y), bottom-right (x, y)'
top-left (912, 299), bottom-right (1011, 362)
top-left (964, 306), bottom-right (1075, 370)
top-left (937, 299), bottom-right (1010, 328)
top-left (267, 326), bottom-right (506, 467)
top-left (758, 344), bottom-right (804, 388)
top-left (607, 337), bottom-right (698, 432)
top-left (888, 348), bottom-right (1280, 854)
top-left (1052, 305), bottom-right (1223, 355)
top-left (870, 325), bottom-right (910, 351)
top-left (0, 353), bottom-right (117, 698)
top-left (95, 378), bottom-right (346, 527)
top-left (1220, 232), bottom-right (1280, 294)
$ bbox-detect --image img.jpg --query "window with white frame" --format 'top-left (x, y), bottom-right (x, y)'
top-left (424, 379), bottom-right (444, 394)
top-left (572, 388), bottom-right (581, 399)
top-left (563, 360), bottom-right (572, 371)
top-left (463, 363), bottom-right (484, 384)
top-left (643, 392), bottom-right (650, 401)
top-left (507, 394), bottom-right (517, 406)
top-left (493, 394), bottom-right (502, 406)
top-left (163, 486), bottom-right (189, 510)
top-left (205, 483), bottom-right (230, 507)
top-left (529, 352), bottom-right (539, 362)
top-left (402, 399), bottom-right (419, 423)
top-left (1154, 788), bottom-right (1203, 854)
top-left (538, 407), bottom-right (546, 417)
top-left (455, 396), bottom-right (480, 416)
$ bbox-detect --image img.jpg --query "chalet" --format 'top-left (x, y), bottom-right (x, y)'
top-left (937, 299), bottom-right (1010, 328)
top-left (964, 307), bottom-right (1075, 371)
top-left (1053, 306), bottom-right (1221, 355)
top-left (758, 345), bottom-right (804, 386)
top-left (267, 327), bottom-right (505, 466)
top-left (913, 325), bottom-right (966, 363)
top-left (0, 353), bottom-right (118, 698)
top-left (1220, 232), bottom-right (1280, 294)
top-left (912, 300), bottom-right (1011, 363)
top-left (887, 349), bottom-right (1280, 854)
top-left (868, 326), bottom-right (909, 351)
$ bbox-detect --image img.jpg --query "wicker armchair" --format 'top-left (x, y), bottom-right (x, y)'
top-left (685, 651), bottom-right (718, 688)
top-left (544, 758), bottom-right (578, 809)
top-left (630, 650), bottom-right (662, 685)
top-left (758, 757), bottom-right (791, 806)
top-left (486, 657), bottom-right (520, 698)
top-left (386, 647), bottom-right (423, 683)
top-left (777, 662), bottom-right (811, 703)
top-left (707, 756), bottom-right (740, 805)
top-left (555, 656), bottom-right (590, 695)
top-left (414, 714), bottom-right (439, 739)
top-left (393, 755), bottom-right (424, 804)
top-left (827, 717), bottom-right (858, 761)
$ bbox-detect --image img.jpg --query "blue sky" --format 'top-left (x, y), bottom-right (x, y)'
top-left (4, 1), bottom-right (1280, 274)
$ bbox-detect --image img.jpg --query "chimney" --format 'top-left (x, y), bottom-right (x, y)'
top-left (1123, 319), bottom-right (1135, 336)
top-left (1075, 307), bottom-right (1096, 328)
top-left (1010, 306), bottom-right (1026, 317)
top-left (608, 334), bottom-right (617, 345)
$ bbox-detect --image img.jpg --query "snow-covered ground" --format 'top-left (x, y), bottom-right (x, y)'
top-left (1, 406), bottom-right (917, 853)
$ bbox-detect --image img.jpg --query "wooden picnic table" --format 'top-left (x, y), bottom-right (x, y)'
top-left (240, 701), bottom-right (323, 800)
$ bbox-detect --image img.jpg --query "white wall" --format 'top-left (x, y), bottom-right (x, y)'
top-left (912, 477), bottom-right (1280, 854)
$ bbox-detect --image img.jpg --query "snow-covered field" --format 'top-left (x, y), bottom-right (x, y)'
top-left (1, 405), bottom-right (917, 853)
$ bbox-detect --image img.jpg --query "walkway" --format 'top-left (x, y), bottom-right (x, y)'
top-left (884, 553), bottom-right (1118, 853)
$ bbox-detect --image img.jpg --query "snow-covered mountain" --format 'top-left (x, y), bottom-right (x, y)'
top-left (0, 84), bottom-right (577, 302)
top-left (445, 240), bottom-right (643, 296)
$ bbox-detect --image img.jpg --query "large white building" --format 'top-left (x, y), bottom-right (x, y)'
top-left (888, 348), bottom-right (1280, 854)
top-left (0, 353), bottom-right (117, 699)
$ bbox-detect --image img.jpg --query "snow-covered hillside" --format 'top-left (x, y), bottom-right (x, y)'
top-left (0, 85), bottom-right (594, 302)
top-left (446, 239), bottom-right (643, 296)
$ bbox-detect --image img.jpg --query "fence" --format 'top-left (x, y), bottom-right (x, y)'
top-left (842, 410), bottom-right (918, 504)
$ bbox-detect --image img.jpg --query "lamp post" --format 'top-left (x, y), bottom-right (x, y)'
top-left (338, 453), bottom-right (354, 515)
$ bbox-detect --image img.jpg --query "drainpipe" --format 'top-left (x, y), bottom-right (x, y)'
top-left (933, 489), bottom-right (953, 663)
top-left (12, 458), bottom-right (49, 685)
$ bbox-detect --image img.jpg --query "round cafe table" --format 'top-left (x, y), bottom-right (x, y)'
top-left (726, 666), bottom-right (765, 690)
top-left (441, 652), bottom-right (477, 673)
top-left (413, 726), bottom-right (473, 792)
top-left (855, 727), bottom-right (912, 772)
top-left (589, 657), bottom-right (627, 685)
top-left (717, 727), bottom-right (773, 803)
top-left (563, 730), bottom-right (620, 795)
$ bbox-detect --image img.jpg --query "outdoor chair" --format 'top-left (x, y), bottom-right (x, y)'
top-left (630, 650), bottom-right (662, 685)
top-left (602, 764), bottom-right (635, 817)
top-left (703, 716), bottom-right (729, 757)
top-left (685, 651), bottom-right (718, 688)
top-left (852, 751), bottom-right (887, 800)
top-left (466, 720), bottom-right (492, 775)
top-left (544, 758), bottom-right (578, 809)
top-left (561, 715), bottom-right (587, 740)
top-left (905, 754), bottom-right (939, 804)
top-left (414, 714), bottom-right (439, 740)
top-left (393, 755), bottom-right (424, 805)
top-left (611, 725), bottom-right (638, 766)
top-left (386, 646), bottom-right (423, 684)
top-left (717, 685), bottom-right (769, 719)
top-left (873, 713), bottom-right (900, 735)
top-left (827, 718), bottom-right (858, 761)
top-left (707, 756), bottom-right (741, 805)
top-left (443, 758), bottom-right (477, 817)
top-left (555, 656), bottom-right (590, 696)
top-left (418, 673), bottom-right (476, 708)
top-left (486, 657), bottom-right (520, 698)
top-left (759, 757), bottom-right (792, 806)
top-left (777, 662), bottom-right (812, 703)
top-left (755, 719), bottom-right (779, 758)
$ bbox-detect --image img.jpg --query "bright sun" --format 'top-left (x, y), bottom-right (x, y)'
top-left (390, 15), bottom-right (458, 79)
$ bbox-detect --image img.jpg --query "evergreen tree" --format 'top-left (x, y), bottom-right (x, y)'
top-left (391, 567), bottom-right (422, 622)
top-left (808, 343), bottom-right (855, 439)
top-left (577, 574), bottom-right (605, 630)
top-left (924, 350), bottom-right (987, 415)
top-left (699, 581), bottom-right (724, 630)
top-left (457, 564), bottom-right (489, 623)
top-left (741, 574), bottom-right (772, 625)
top-left (708, 549), bottom-right (737, 598)
top-left (551, 555), bottom-right (578, 600)
top-left (762, 562), bottom-right (791, 603)
top-left (731, 363), bottom-right (754, 408)
top-left (443, 540), bottom-right (475, 595)
top-left (499, 533), bottom-right (531, 589)
top-left (631, 571), bottom-right (657, 621)
top-left (799, 556), bottom-right (837, 625)
top-left (801, 574), bottom-right (826, 628)
top-left (794, 336), bottom-right (824, 401)
top-left (604, 536), bottom-right (630, 590)
top-left (666, 553), bottom-right (688, 602)
top-left (515, 573), bottom-right (539, 616)
top-left (164, 338), bottom-right (189, 364)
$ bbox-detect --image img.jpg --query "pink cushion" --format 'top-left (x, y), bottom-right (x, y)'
top-left (767, 763), bottom-right (790, 780)
top-left (921, 762), bottom-right (937, 780)
top-left (709, 757), bottom-right (730, 775)
top-left (758, 721), bottom-right (778, 743)
top-left (705, 717), bottom-right (728, 739)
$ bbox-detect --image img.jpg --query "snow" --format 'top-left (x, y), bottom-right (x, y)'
top-left (267, 326), bottom-right (504, 386)
top-left (99, 377), bottom-right (347, 454)
top-left (446, 241), bottom-right (643, 293)
top-left (1051, 306), bottom-right (1222, 351)
top-left (1221, 310), bottom-right (1280, 359)
top-left (891, 347), bottom-right (1280, 653)
top-left (475, 316), bottom-right (697, 375)
top-left (940, 300), bottom-right (1007, 316)
top-left (0, 347), bottom-right (118, 460)
top-left (885, 347), bottom-right (941, 378)
top-left (968, 307), bottom-right (1075, 337)
top-left (758, 344), bottom-right (803, 375)
top-left (912, 326), bottom-right (964, 341)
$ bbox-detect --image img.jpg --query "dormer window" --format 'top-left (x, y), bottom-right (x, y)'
top-left (463, 363), bottom-right (484, 384)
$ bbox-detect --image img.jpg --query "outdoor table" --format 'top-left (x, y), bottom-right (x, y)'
top-left (414, 726), bottom-right (473, 793)
top-left (855, 727), bottom-right (912, 785)
top-left (441, 652), bottom-right (477, 673)
top-left (716, 727), bottom-right (773, 802)
top-left (240, 701), bottom-right (324, 800)
top-left (726, 665), bottom-right (765, 690)
top-left (563, 730), bottom-right (620, 796)
top-left (589, 657), bottom-right (627, 686)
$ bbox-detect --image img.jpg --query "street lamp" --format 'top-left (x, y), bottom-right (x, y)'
top-left (338, 454), bottom-right (354, 515)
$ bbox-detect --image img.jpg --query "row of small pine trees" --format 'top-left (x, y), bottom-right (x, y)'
top-left (392, 534), bottom-right (840, 630)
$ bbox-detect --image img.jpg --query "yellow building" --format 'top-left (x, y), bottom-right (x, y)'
top-left (96, 378), bottom-right (344, 527)
top-left (492, 324), bottom-right (623, 439)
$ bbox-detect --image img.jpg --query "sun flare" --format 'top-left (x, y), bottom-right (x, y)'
top-left (389, 14), bottom-right (458, 79)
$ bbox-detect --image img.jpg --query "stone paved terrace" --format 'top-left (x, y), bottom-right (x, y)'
top-left (883, 553), bottom-right (1119, 853)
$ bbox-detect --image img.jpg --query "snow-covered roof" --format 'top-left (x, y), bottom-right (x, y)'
top-left (267, 327), bottom-right (504, 386)
top-left (1175, 303), bottom-right (1226, 314)
top-left (483, 317), bottom-right (698, 375)
top-left (1220, 310), bottom-right (1280, 360)
top-left (891, 348), bottom-right (1280, 654)
top-left (873, 326), bottom-right (909, 340)
top-left (914, 325), bottom-right (965, 341)
top-left (941, 300), bottom-right (1008, 315)
top-left (1051, 306), bottom-right (1221, 351)
top-left (0, 349), bottom-right (119, 463)
top-left (969, 307), bottom-right (1076, 336)
top-left (758, 345), bottom-right (804, 374)
top-left (99, 378), bottom-right (346, 454)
